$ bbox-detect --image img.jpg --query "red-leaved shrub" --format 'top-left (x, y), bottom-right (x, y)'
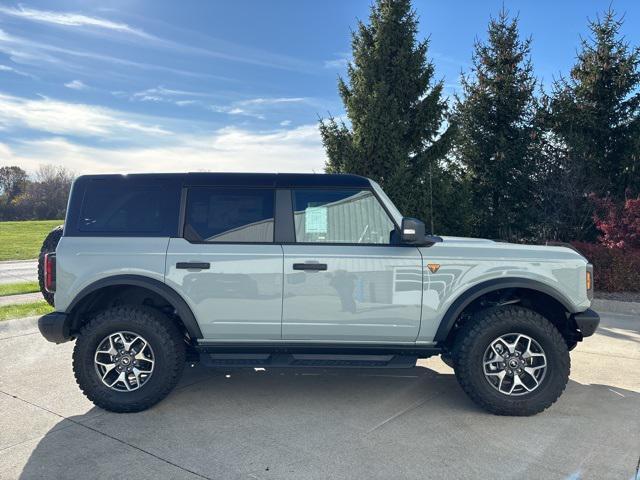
top-left (572, 241), bottom-right (640, 292)
top-left (590, 194), bottom-right (640, 249)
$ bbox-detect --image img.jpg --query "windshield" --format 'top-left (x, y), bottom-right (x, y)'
top-left (370, 180), bottom-right (403, 225)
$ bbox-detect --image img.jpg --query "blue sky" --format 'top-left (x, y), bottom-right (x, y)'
top-left (0, 0), bottom-right (639, 175)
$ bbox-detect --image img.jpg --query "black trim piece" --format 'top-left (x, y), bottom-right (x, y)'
top-left (293, 263), bottom-right (328, 271)
top-left (38, 312), bottom-right (72, 344)
top-left (66, 275), bottom-right (203, 339)
top-left (572, 308), bottom-right (600, 337)
top-left (433, 278), bottom-right (578, 342)
top-left (177, 187), bottom-right (188, 238)
top-left (274, 189), bottom-right (295, 243)
top-left (194, 341), bottom-right (442, 357)
top-left (199, 353), bottom-right (419, 369)
top-left (176, 262), bottom-right (210, 270)
top-left (183, 172), bottom-right (370, 188)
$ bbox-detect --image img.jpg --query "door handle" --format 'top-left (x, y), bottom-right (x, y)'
top-left (176, 262), bottom-right (210, 270)
top-left (293, 263), bottom-right (327, 271)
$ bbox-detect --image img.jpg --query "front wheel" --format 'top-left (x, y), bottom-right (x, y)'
top-left (452, 306), bottom-right (570, 416)
top-left (73, 305), bottom-right (186, 413)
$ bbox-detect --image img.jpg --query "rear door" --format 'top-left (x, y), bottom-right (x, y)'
top-left (165, 186), bottom-right (283, 341)
top-left (281, 188), bottom-right (423, 342)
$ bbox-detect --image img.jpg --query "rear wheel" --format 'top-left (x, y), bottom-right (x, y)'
top-left (452, 306), bottom-right (570, 416)
top-left (38, 225), bottom-right (63, 306)
top-left (73, 305), bottom-right (185, 413)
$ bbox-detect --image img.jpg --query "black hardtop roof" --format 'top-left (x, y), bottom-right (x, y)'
top-left (75, 172), bottom-right (371, 188)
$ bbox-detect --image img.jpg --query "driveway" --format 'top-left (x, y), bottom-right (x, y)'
top-left (0, 311), bottom-right (638, 480)
top-left (0, 260), bottom-right (38, 285)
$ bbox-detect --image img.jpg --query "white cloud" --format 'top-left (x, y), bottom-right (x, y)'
top-left (0, 93), bottom-right (170, 137)
top-left (209, 97), bottom-right (310, 120)
top-left (237, 97), bottom-right (307, 106)
top-left (0, 63), bottom-right (33, 77)
top-left (64, 79), bottom-right (87, 90)
top-left (0, 92), bottom-right (326, 174)
top-left (128, 86), bottom-right (219, 106)
top-left (211, 105), bottom-right (265, 120)
top-left (280, 120), bottom-right (292, 127)
top-left (0, 125), bottom-right (326, 174)
top-left (324, 54), bottom-right (350, 69)
top-left (0, 6), bottom-right (151, 38)
top-left (0, 7), bottom-right (316, 73)
top-left (0, 29), bottom-right (214, 79)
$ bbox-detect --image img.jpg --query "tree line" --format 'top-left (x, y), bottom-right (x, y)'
top-left (320, 0), bottom-right (640, 243)
top-left (0, 165), bottom-right (73, 221)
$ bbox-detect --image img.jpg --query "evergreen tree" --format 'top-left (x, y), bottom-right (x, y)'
top-left (549, 9), bottom-right (640, 200)
top-left (453, 9), bottom-right (542, 241)
top-left (319, 0), bottom-right (454, 231)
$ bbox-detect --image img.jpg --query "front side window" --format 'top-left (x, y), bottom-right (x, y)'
top-left (185, 187), bottom-right (274, 243)
top-left (293, 189), bottom-right (394, 244)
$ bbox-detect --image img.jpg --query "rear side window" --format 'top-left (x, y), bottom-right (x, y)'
top-left (185, 187), bottom-right (274, 243)
top-left (78, 181), bottom-right (176, 235)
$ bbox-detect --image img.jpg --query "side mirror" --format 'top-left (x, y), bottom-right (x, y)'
top-left (401, 217), bottom-right (425, 244)
top-left (400, 217), bottom-right (442, 246)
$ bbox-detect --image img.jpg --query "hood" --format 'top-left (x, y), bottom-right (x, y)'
top-left (430, 236), bottom-right (588, 262)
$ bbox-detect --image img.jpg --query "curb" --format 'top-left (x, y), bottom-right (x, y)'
top-left (592, 299), bottom-right (640, 316)
top-left (0, 315), bottom-right (39, 339)
top-left (0, 259), bottom-right (38, 265)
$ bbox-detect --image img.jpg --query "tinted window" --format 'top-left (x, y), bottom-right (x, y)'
top-left (78, 182), bottom-right (173, 234)
top-left (185, 188), bottom-right (274, 243)
top-left (293, 189), bottom-right (394, 244)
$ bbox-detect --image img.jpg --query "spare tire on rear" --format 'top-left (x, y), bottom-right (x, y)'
top-left (38, 225), bottom-right (63, 306)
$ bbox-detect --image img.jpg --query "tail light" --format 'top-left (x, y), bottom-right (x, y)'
top-left (586, 264), bottom-right (593, 300)
top-left (44, 253), bottom-right (56, 293)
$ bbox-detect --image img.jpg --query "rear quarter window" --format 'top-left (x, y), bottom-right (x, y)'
top-left (66, 177), bottom-right (181, 236)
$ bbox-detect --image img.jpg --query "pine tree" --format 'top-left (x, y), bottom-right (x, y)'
top-left (453, 9), bottom-right (542, 241)
top-left (319, 0), bottom-right (454, 231)
top-left (549, 9), bottom-right (640, 200)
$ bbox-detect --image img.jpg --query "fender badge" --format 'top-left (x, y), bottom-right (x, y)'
top-left (427, 263), bottom-right (440, 273)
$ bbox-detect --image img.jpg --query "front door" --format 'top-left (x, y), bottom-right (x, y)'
top-left (282, 189), bottom-right (423, 342)
top-left (165, 186), bottom-right (283, 341)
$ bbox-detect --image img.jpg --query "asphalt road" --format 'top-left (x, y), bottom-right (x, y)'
top-left (0, 311), bottom-right (638, 480)
top-left (0, 261), bottom-right (38, 285)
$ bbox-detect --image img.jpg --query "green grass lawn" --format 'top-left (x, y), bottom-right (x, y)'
top-left (0, 281), bottom-right (40, 297)
top-left (0, 300), bottom-right (52, 321)
top-left (0, 220), bottom-right (63, 261)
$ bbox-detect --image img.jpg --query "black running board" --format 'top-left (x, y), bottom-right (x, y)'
top-left (199, 353), bottom-right (419, 369)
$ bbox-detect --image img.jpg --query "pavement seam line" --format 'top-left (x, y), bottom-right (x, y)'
top-left (0, 331), bottom-right (39, 342)
top-left (0, 389), bottom-right (212, 480)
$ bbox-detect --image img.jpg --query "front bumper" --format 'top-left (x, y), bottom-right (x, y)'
top-left (38, 312), bottom-right (72, 344)
top-left (572, 308), bottom-right (600, 337)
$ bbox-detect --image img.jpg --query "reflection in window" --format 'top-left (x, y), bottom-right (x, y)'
top-left (185, 188), bottom-right (274, 243)
top-left (293, 189), bottom-right (394, 244)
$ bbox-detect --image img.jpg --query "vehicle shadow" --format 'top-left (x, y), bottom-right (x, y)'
top-left (16, 363), bottom-right (640, 480)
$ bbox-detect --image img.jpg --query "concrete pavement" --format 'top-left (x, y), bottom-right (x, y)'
top-left (0, 260), bottom-right (38, 285)
top-left (0, 293), bottom-right (42, 307)
top-left (0, 311), bottom-right (638, 480)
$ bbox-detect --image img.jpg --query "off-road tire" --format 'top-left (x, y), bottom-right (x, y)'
top-left (37, 225), bottom-right (63, 306)
top-left (73, 305), bottom-right (186, 413)
top-left (452, 306), bottom-right (570, 416)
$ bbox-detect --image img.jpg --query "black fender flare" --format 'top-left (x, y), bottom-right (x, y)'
top-left (433, 277), bottom-right (577, 342)
top-left (66, 274), bottom-right (203, 339)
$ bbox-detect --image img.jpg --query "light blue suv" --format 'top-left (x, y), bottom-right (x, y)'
top-left (38, 173), bottom-right (599, 415)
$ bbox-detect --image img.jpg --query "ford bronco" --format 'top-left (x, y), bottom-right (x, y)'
top-left (38, 173), bottom-right (599, 415)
